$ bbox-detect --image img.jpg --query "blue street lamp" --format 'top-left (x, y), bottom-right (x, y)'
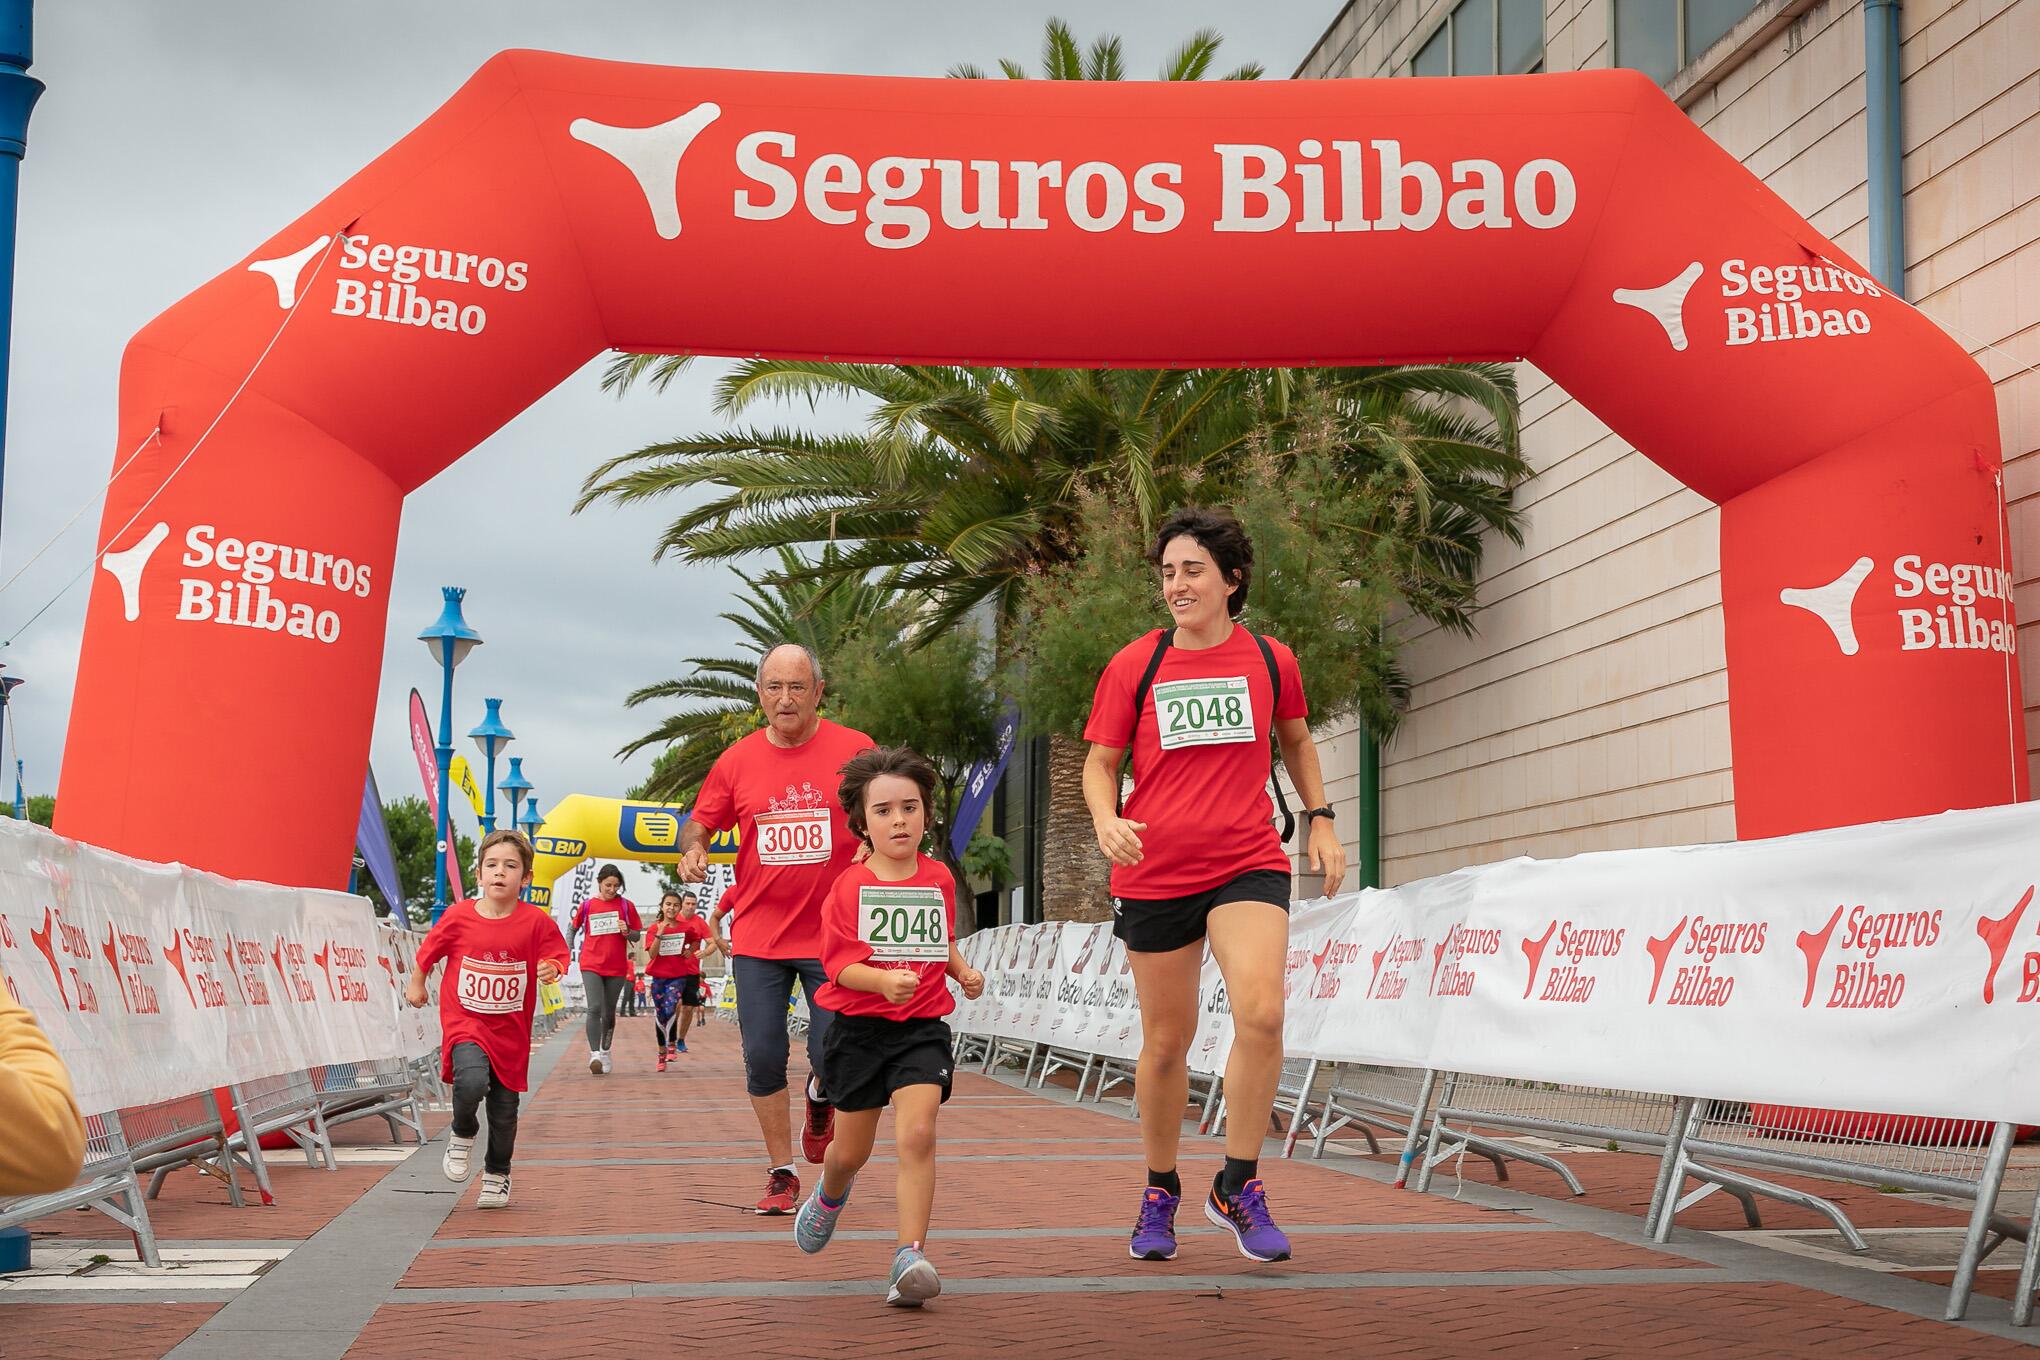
top-left (516, 797), bottom-right (544, 904)
top-left (419, 588), bottom-right (480, 921)
top-left (498, 756), bottom-right (532, 841)
top-left (468, 699), bottom-right (513, 835)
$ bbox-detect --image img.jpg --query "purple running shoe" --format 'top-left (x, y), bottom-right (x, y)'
top-left (1129, 1187), bottom-right (1180, 1261)
top-left (1204, 1178), bottom-right (1291, 1262)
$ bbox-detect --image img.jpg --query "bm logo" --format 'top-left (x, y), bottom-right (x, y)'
top-left (526, 886), bottom-right (551, 907)
top-left (534, 836), bottom-right (587, 858)
top-left (620, 805), bottom-right (684, 853)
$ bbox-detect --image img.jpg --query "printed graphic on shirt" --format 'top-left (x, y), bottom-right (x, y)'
top-left (1152, 675), bottom-right (1255, 749)
top-left (858, 884), bottom-right (949, 963)
top-left (755, 806), bottom-right (832, 865)
top-left (457, 956), bottom-right (527, 1014)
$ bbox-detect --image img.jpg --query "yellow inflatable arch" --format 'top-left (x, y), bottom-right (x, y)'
top-left (524, 793), bottom-right (738, 916)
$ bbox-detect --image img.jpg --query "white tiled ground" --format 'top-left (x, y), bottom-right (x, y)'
top-left (0, 1247), bottom-right (288, 1292)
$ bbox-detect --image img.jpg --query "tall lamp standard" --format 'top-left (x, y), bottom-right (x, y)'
top-left (468, 699), bottom-right (512, 835)
top-left (419, 588), bottom-right (480, 922)
top-left (498, 756), bottom-right (532, 843)
top-left (516, 797), bottom-right (544, 902)
top-left (0, 668), bottom-right (23, 819)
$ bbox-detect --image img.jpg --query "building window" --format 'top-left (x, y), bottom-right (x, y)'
top-left (1411, 0), bottom-right (1544, 76)
top-left (1614, 0), bottom-right (1761, 84)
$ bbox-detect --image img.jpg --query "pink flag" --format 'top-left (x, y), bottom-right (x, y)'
top-left (408, 688), bottom-right (464, 900)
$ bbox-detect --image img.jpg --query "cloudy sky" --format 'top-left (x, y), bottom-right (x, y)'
top-left (0, 2), bottom-right (1334, 827)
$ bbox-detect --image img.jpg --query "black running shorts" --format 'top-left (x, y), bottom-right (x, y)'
top-left (1111, 869), bottom-right (1291, 954)
top-left (679, 975), bottom-right (704, 1008)
top-left (820, 1014), bottom-right (954, 1113)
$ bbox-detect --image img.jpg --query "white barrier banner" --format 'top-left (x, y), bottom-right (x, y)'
top-left (0, 819), bottom-right (406, 1115)
top-left (955, 801), bottom-right (2040, 1125)
top-left (377, 922), bottom-right (441, 1062)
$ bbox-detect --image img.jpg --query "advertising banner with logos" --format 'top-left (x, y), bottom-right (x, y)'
top-left (954, 800), bottom-right (2040, 1127)
top-left (56, 58), bottom-right (2020, 896)
top-left (375, 920), bottom-right (440, 1062)
top-left (0, 819), bottom-right (407, 1116)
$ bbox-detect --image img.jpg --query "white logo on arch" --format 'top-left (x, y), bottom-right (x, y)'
top-left (247, 236), bottom-right (332, 309)
top-left (100, 522), bottom-right (170, 622)
top-left (1780, 556), bottom-right (1874, 656)
top-left (1612, 261), bottom-right (1703, 352)
top-left (570, 103), bottom-right (723, 240)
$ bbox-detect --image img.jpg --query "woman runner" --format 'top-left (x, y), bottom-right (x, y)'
top-left (569, 864), bottom-right (641, 1074)
top-left (1082, 507), bottom-right (1346, 1264)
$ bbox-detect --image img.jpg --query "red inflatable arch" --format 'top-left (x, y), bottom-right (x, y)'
top-left (57, 54), bottom-right (2023, 887)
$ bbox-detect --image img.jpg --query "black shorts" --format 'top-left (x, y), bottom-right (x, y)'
top-left (820, 1014), bottom-right (954, 1113)
top-left (1112, 869), bottom-right (1291, 953)
top-left (679, 975), bottom-right (704, 1007)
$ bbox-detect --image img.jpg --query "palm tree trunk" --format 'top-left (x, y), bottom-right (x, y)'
top-left (1043, 732), bottom-right (1113, 922)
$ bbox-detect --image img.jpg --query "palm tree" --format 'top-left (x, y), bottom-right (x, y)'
top-left (948, 18), bottom-right (1264, 82)
top-left (622, 544), bottom-right (889, 804)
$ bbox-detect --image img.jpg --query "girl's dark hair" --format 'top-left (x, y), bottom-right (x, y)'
top-left (477, 828), bottom-right (534, 874)
top-left (1148, 507), bottom-right (1253, 618)
top-left (837, 745), bottom-right (939, 846)
top-left (597, 863), bottom-right (625, 885)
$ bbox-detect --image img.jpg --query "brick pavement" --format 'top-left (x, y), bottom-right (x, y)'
top-left (4, 1011), bottom-right (2037, 1357)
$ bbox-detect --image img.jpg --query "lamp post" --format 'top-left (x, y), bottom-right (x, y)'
top-left (516, 797), bottom-right (544, 903)
top-left (498, 756), bottom-right (532, 842)
top-left (468, 699), bottom-right (512, 835)
top-left (0, 668), bottom-right (23, 820)
top-left (418, 588), bottom-right (480, 922)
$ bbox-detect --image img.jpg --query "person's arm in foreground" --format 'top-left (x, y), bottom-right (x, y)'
top-left (0, 988), bottom-right (87, 1195)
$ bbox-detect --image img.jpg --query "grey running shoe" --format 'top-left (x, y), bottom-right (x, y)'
top-left (793, 1181), bottom-right (851, 1254)
top-left (886, 1244), bottom-right (941, 1307)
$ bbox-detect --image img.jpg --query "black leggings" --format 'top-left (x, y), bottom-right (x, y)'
top-left (449, 1041), bottom-right (519, 1175)
top-left (583, 971), bottom-right (627, 1051)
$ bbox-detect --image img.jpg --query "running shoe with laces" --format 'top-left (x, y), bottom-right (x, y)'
top-left (477, 1172), bottom-right (511, 1209)
top-left (442, 1134), bottom-right (474, 1184)
top-left (885, 1243), bottom-right (941, 1307)
top-left (1129, 1186), bottom-right (1179, 1260)
top-left (1204, 1177), bottom-right (1291, 1262)
top-left (793, 1179), bottom-right (852, 1254)
top-left (800, 1085), bottom-right (835, 1164)
top-left (657, 1051), bottom-right (668, 1072)
top-left (756, 1166), bottom-right (800, 1215)
top-left (675, 1040), bottom-right (688, 1053)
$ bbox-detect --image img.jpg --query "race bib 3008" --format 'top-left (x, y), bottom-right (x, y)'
top-left (457, 957), bottom-right (527, 1014)
top-left (754, 807), bottom-right (833, 865)
top-left (858, 884), bottom-right (949, 963)
top-left (1153, 675), bottom-right (1256, 750)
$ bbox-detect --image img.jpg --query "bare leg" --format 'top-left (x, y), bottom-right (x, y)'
top-left (890, 1085), bottom-right (943, 1246)
top-left (1206, 901), bottom-right (1291, 1162)
top-left (821, 1107), bottom-right (881, 1200)
top-left (1126, 942), bottom-right (1204, 1176)
top-left (751, 1089), bottom-right (794, 1168)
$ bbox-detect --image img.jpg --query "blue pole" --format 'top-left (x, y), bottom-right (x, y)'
top-left (482, 741), bottom-right (498, 834)
top-left (432, 651), bottom-right (455, 920)
top-left (1864, 0), bottom-right (1906, 298)
top-left (0, 0), bottom-right (41, 571)
top-left (11, 756), bottom-right (22, 821)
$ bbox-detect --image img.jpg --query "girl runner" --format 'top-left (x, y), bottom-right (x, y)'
top-left (407, 829), bottom-right (568, 1209)
top-left (645, 892), bottom-right (716, 1069)
top-left (1082, 507), bottom-right (1346, 1264)
top-left (570, 864), bottom-right (641, 1074)
top-left (792, 746), bottom-right (985, 1307)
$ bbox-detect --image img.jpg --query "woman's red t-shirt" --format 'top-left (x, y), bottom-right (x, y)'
top-left (817, 855), bottom-right (957, 1022)
top-left (646, 916), bottom-right (710, 978)
top-left (416, 899), bottom-right (570, 1091)
top-left (571, 896), bottom-right (641, 977)
top-left (1082, 626), bottom-right (1307, 899)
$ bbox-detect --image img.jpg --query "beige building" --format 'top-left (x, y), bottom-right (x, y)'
top-left (1294, 0), bottom-right (2039, 885)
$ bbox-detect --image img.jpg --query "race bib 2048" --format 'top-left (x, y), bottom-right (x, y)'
top-left (457, 957), bottom-right (527, 1014)
top-left (858, 884), bottom-right (949, 963)
top-left (755, 807), bottom-right (832, 865)
top-left (1153, 676), bottom-right (1255, 750)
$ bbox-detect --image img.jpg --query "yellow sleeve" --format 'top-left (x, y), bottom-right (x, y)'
top-left (0, 986), bottom-right (88, 1196)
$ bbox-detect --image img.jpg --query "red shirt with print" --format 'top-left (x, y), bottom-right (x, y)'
top-left (689, 719), bottom-right (873, 960)
top-left (416, 900), bottom-right (570, 1091)
top-left (646, 916), bottom-right (710, 978)
top-left (570, 896), bottom-right (640, 977)
top-left (817, 855), bottom-right (957, 1022)
top-left (1083, 626), bottom-right (1307, 899)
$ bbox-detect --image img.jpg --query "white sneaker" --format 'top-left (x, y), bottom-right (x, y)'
top-left (589, 1050), bottom-right (605, 1075)
top-left (598, 1051), bottom-right (613, 1074)
top-left (442, 1134), bottom-right (475, 1183)
top-left (477, 1172), bottom-right (510, 1208)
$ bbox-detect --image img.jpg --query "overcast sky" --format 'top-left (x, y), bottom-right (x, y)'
top-left (0, 1), bottom-right (1335, 827)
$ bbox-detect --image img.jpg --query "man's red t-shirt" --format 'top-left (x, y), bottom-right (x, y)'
top-left (416, 899), bottom-right (570, 1091)
top-left (690, 719), bottom-right (873, 960)
top-left (571, 896), bottom-right (640, 977)
top-left (1082, 625), bottom-right (1307, 899)
top-left (646, 916), bottom-right (710, 978)
top-left (816, 855), bottom-right (957, 1022)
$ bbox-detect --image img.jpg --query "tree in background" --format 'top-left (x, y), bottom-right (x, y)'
top-left (363, 796), bottom-right (475, 925)
top-left (0, 795), bottom-right (54, 827)
top-left (830, 613), bottom-right (1004, 933)
top-left (950, 18), bottom-right (1264, 82)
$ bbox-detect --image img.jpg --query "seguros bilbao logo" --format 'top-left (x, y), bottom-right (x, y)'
top-left (1779, 554), bottom-right (2015, 660)
top-left (99, 521), bottom-right (373, 647)
top-left (1642, 915), bottom-right (1766, 1008)
top-left (1520, 920), bottom-right (1625, 1004)
top-left (1975, 885), bottom-right (2038, 1003)
top-left (1613, 257), bottom-right (1881, 353)
top-left (1795, 903), bottom-right (1940, 1010)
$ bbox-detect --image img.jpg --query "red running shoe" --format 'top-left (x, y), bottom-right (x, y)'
top-left (656, 1051), bottom-right (668, 1072)
top-left (801, 1087), bottom-right (835, 1164)
top-left (756, 1167), bottom-right (800, 1215)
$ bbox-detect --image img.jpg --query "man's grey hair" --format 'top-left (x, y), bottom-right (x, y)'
top-left (756, 643), bottom-right (824, 688)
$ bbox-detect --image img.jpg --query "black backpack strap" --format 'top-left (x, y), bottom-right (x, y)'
top-left (1246, 630), bottom-right (1296, 843)
top-left (1114, 629), bottom-right (1174, 816)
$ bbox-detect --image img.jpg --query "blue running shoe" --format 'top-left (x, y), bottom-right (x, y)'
top-left (886, 1243), bottom-right (941, 1307)
top-left (1129, 1187), bottom-right (1179, 1260)
top-left (1204, 1178), bottom-right (1292, 1262)
top-left (674, 1040), bottom-right (688, 1053)
top-left (793, 1180), bottom-right (851, 1254)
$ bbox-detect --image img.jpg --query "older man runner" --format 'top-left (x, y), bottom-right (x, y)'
top-left (682, 643), bottom-right (872, 1214)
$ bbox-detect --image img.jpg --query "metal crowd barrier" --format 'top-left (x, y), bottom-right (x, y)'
top-left (1414, 1072), bottom-right (1677, 1197)
top-left (1308, 1064), bottom-right (1437, 1186)
top-left (124, 1089), bottom-right (247, 1207)
top-left (225, 1069), bottom-right (331, 1204)
top-left (0, 1110), bottom-right (160, 1267)
top-left (309, 1058), bottom-right (428, 1146)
